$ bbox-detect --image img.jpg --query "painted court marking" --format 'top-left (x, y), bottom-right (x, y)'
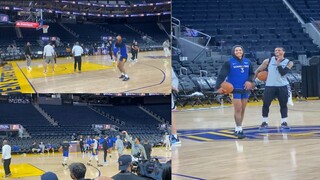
top-left (178, 126), bottom-right (320, 141)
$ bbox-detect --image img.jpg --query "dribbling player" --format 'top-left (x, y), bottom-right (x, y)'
top-left (87, 136), bottom-right (103, 167)
top-left (60, 140), bottom-right (71, 166)
top-left (115, 35), bottom-right (130, 81)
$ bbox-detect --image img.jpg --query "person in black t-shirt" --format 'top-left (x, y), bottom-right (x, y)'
top-left (25, 42), bottom-right (32, 70)
top-left (130, 40), bottom-right (139, 62)
top-left (79, 135), bottom-right (85, 154)
top-left (112, 155), bottom-right (144, 180)
top-left (143, 140), bottom-right (152, 160)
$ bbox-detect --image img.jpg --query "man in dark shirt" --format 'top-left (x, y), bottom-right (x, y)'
top-left (107, 40), bottom-right (114, 61)
top-left (130, 40), bottom-right (139, 62)
top-left (25, 42), bottom-right (32, 70)
top-left (79, 135), bottom-right (85, 154)
top-left (143, 140), bottom-right (152, 160)
top-left (112, 155), bottom-right (144, 180)
top-left (102, 135), bottom-right (109, 166)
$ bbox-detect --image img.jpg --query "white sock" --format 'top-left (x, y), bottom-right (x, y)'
top-left (63, 157), bottom-right (67, 163)
top-left (262, 117), bottom-right (268, 123)
top-left (281, 118), bottom-right (287, 123)
top-left (235, 126), bottom-right (242, 132)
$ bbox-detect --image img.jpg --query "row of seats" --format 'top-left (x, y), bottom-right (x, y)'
top-left (172, 0), bottom-right (320, 56)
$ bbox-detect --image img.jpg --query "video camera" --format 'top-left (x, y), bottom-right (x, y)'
top-left (133, 157), bottom-right (169, 180)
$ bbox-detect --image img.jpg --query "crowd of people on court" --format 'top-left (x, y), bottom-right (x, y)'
top-left (2, 129), bottom-right (172, 179)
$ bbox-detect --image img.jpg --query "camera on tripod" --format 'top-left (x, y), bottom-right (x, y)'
top-left (132, 157), bottom-right (168, 180)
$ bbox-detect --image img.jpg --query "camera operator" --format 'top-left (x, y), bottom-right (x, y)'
top-left (122, 131), bottom-right (147, 161)
top-left (112, 155), bottom-right (144, 180)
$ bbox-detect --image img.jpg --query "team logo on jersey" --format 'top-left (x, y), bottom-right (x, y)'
top-left (240, 67), bottom-right (244, 73)
top-left (178, 126), bottom-right (320, 141)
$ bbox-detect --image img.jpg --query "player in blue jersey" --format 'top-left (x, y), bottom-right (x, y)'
top-left (87, 136), bottom-right (103, 167)
top-left (215, 45), bottom-right (255, 139)
top-left (59, 140), bottom-right (71, 166)
top-left (115, 35), bottom-right (130, 81)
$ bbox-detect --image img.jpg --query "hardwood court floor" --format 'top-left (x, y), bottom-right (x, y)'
top-left (6, 51), bottom-right (170, 93)
top-left (0, 147), bottom-right (171, 180)
top-left (172, 100), bottom-right (320, 180)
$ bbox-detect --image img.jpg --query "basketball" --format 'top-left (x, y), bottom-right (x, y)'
top-left (257, 71), bottom-right (268, 81)
top-left (220, 82), bottom-right (234, 94)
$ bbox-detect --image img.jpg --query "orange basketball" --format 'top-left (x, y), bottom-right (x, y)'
top-left (257, 71), bottom-right (268, 81)
top-left (220, 82), bottom-right (234, 94)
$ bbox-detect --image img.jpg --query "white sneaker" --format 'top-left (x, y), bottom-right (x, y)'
top-left (104, 162), bottom-right (108, 166)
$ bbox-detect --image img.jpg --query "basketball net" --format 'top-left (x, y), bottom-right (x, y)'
top-left (42, 25), bottom-right (49, 34)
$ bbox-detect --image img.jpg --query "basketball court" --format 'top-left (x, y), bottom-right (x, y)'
top-left (172, 100), bottom-right (320, 180)
top-left (0, 51), bottom-right (171, 93)
top-left (0, 147), bottom-right (171, 179)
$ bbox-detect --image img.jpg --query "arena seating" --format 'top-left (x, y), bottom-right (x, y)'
top-left (172, 0), bottom-right (320, 56)
top-left (288, 0), bottom-right (320, 21)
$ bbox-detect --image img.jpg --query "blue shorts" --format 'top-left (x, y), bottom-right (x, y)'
top-left (63, 150), bottom-right (69, 157)
top-left (232, 93), bottom-right (250, 99)
top-left (119, 56), bottom-right (127, 62)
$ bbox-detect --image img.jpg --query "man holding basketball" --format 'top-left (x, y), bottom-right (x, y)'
top-left (215, 45), bottom-right (255, 139)
top-left (255, 47), bottom-right (293, 130)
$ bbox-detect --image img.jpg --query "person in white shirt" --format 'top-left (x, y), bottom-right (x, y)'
top-left (115, 135), bottom-right (124, 156)
top-left (39, 142), bottom-right (45, 153)
top-left (2, 139), bottom-right (11, 178)
top-left (72, 42), bottom-right (84, 73)
top-left (43, 42), bottom-right (55, 73)
top-left (163, 132), bottom-right (171, 151)
top-left (163, 40), bottom-right (170, 57)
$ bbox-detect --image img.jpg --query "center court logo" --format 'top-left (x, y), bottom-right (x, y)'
top-left (178, 126), bottom-right (320, 141)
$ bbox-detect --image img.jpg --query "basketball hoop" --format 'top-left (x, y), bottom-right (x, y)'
top-left (43, 25), bottom-right (49, 34)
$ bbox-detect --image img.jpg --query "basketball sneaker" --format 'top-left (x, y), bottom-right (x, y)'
top-left (119, 75), bottom-right (125, 79)
top-left (123, 77), bottom-right (130, 81)
top-left (235, 131), bottom-right (245, 139)
top-left (280, 122), bottom-right (290, 129)
top-left (259, 122), bottom-right (268, 130)
top-left (62, 163), bottom-right (67, 166)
